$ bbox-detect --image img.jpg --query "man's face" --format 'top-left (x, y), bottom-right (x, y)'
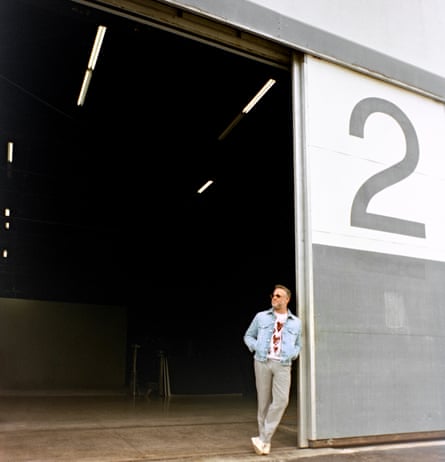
top-left (271, 288), bottom-right (289, 310)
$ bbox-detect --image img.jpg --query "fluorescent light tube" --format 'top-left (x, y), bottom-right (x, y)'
top-left (218, 113), bottom-right (244, 141)
top-left (88, 26), bottom-right (107, 70)
top-left (77, 69), bottom-right (93, 106)
top-left (218, 78), bottom-right (277, 140)
top-left (7, 141), bottom-right (13, 163)
top-left (197, 180), bottom-right (214, 194)
top-left (77, 25), bottom-right (106, 106)
top-left (242, 78), bottom-right (276, 114)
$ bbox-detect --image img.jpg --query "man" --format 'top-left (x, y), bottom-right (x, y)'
top-left (244, 284), bottom-right (302, 456)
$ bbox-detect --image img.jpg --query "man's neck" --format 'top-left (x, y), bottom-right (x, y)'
top-left (274, 307), bottom-right (288, 315)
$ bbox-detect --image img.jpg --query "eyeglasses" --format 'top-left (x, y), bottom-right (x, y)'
top-left (270, 294), bottom-right (282, 299)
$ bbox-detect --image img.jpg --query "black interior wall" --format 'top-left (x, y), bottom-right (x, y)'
top-left (0, 0), bottom-right (295, 393)
top-left (0, 298), bottom-right (126, 390)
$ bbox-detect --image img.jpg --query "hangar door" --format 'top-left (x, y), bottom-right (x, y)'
top-left (0, 0), bottom-right (296, 395)
top-left (305, 55), bottom-right (445, 443)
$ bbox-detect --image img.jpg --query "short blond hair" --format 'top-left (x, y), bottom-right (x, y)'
top-left (274, 284), bottom-right (291, 299)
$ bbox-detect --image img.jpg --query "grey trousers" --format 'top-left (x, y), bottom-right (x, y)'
top-left (254, 358), bottom-right (291, 444)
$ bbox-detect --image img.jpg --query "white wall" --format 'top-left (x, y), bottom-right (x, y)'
top-left (249, 0), bottom-right (445, 77)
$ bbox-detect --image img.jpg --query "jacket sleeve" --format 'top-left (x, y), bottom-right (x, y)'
top-left (292, 318), bottom-right (302, 360)
top-left (243, 314), bottom-right (259, 352)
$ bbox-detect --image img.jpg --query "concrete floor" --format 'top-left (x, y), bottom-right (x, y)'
top-left (1, 392), bottom-right (444, 462)
top-left (0, 392), bottom-right (300, 461)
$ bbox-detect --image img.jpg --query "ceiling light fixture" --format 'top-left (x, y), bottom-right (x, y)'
top-left (77, 25), bottom-right (107, 106)
top-left (88, 25), bottom-right (107, 71)
top-left (218, 78), bottom-right (276, 141)
top-left (242, 78), bottom-right (276, 114)
top-left (217, 113), bottom-right (243, 142)
top-left (7, 141), bottom-right (13, 163)
top-left (77, 69), bottom-right (93, 106)
top-left (197, 180), bottom-right (214, 194)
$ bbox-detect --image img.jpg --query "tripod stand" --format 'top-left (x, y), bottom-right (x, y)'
top-left (130, 343), bottom-right (140, 398)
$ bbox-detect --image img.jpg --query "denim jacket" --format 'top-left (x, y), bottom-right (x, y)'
top-left (244, 308), bottom-right (302, 366)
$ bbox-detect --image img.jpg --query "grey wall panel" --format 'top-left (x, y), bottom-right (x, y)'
top-left (313, 244), bottom-right (445, 438)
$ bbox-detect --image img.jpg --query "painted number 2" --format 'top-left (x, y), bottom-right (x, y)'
top-left (349, 97), bottom-right (426, 238)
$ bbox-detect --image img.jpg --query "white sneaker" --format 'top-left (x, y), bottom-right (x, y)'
top-left (251, 436), bottom-right (270, 455)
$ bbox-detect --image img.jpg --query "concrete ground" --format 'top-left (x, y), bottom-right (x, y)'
top-left (0, 393), bottom-right (444, 462)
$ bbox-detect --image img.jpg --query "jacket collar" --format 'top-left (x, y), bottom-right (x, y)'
top-left (267, 307), bottom-right (297, 320)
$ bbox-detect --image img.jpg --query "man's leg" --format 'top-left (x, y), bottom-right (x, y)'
top-left (254, 359), bottom-right (273, 441)
top-left (262, 361), bottom-right (291, 444)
